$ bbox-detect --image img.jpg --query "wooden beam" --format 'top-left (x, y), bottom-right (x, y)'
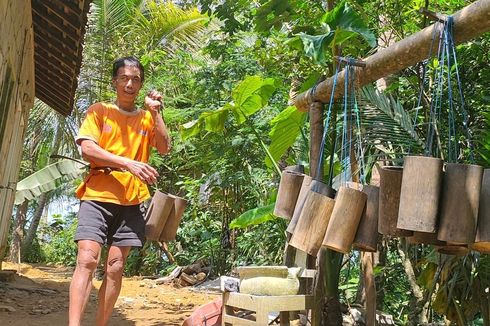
top-left (293, 0), bottom-right (490, 112)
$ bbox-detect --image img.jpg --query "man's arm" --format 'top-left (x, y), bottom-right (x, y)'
top-left (80, 139), bottom-right (159, 184)
top-left (145, 90), bottom-right (171, 155)
top-left (150, 111), bottom-right (171, 154)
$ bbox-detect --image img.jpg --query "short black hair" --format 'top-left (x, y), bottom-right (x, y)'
top-left (112, 57), bottom-right (145, 82)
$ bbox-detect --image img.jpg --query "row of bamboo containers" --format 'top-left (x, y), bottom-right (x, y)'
top-left (274, 156), bottom-right (490, 256)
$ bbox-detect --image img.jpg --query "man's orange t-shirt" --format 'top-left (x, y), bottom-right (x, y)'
top-left (75, 102), bottom-right (156, 205)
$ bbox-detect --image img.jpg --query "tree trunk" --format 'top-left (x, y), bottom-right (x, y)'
top-left (293, 0), bottom-right (490, 111)
top-left (397, 239), bottom-right (428, 325)
top-left (9, 200), bottom-right (29, 263)
top-left (21, 192), bottom-right (49, 256)
top-left (376, 239), bottom-right (387, 311)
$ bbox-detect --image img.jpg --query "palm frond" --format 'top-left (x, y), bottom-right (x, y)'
top-left (91, 0), bottom-right (144, 33)
top-left (131, 1), bottom-right (211, 54)
top-left (359, 85), bottom-right (424, 155)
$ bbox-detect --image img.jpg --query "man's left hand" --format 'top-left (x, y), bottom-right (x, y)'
top-left (145, 90), bottom-right (163, 113)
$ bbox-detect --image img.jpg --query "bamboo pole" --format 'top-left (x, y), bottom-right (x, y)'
top-left (293, 0), bottom-right (490, 112)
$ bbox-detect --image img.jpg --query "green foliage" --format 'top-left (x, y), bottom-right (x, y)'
top-left (254, 0), bottom-right (292, 33)
top-left (233, 219), bottom-right (287, 267)
top-left (296, 0), bottom-right (375, 64)
top-left (40, 213), bottom-right (78, 266)
top-left (360, 85), bottom-right (424, 156)
top-left (181, 75), bottom-right (277, 137)
top-left (266, 106), bottom-right (307, 168)
top-left (321, 0), bottom-right (376, 48)
top-left (22, 237), bottom-right (45, 263)
top-left (298, 32), bottom-right (335, 65)
top-left (229, 204), bottom-right (276, 229)
top-left (17, 1), bottom-right (490, 323)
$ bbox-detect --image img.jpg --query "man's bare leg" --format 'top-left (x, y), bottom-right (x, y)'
top-left (95, 245), bottom-right (131, 326)
top-left (69, 240), bottom-right (102, 326)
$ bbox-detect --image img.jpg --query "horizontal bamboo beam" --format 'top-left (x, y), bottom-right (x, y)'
top-left (293, 0), bottom-right (490, 112)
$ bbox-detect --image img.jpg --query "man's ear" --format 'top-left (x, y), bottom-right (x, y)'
top-left (111, 78), bottom-right (117, 90)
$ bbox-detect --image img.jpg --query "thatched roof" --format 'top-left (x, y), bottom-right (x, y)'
top-left (32, 0), bottom-right (91, 116)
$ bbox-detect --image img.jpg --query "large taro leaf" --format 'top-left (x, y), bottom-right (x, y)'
top-left (297, 0), bottom-right (375, 64)
top-left (15, 159), bottom-right (86, 205)
top-left (321, 0), bottom-right (376, 48)
top-left (229, 204), bottom-right (276, 229)
top-left (266, 106), bottom-right (307, 168)
top-left (180, 76), bottom-right (276, 138)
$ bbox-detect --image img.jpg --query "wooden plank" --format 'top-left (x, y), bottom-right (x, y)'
top-left (225, 292), bottom-right (314, 312)
top-left (222, 314), bottom-right (258, 326)
top-left (39, 1), bottom-right (83, 33)
top-left (32, 20), bottom-right (78, 56)
top-left (46, 0), bottom-right (85, 16)
top-left (34, 55), bottom-right (73, 90)
top-left (34, 75), bottom-right (72, 104)
top-left (34, 84), bottom-right (71, 113)
top-left (35, 92), bottom-right (71, 116)
top-left (31, 7), bottom-right (80, 43)
top-left (34, 50), bottom-right (75, 77)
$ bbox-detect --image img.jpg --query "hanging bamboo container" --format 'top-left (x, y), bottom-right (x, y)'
top-left (471, 169), bottom-right (490, 253)
top-left (378, 166), bottom-right (413, 237)
top-left (289, 181), bottom-right (335, 257)
top-left (353, 185), bottom-right (380, 252)
top-left (159, 194), bottom-right (188, 242)
top-left (323, 185), bottom-right (367, 253)
top-left (437, 163), bottom-right (483, 244)
top-left (273, 170), bottom-right (305, 219)
top-left (286, 176), bottom-right (313, 235)
top-left (408, 232), bottom-right (445, 246)
top-left (397, 156), bottom-right (443, 233)
top-left (437, 245), bottom-right (470, 256)
top-left (145, 191), bottom-right (175, 241)
top-left (285, 164), bottom-right (305, 174)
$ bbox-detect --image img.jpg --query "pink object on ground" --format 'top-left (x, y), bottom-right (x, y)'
top-left (181, 297), bottom-right (222, 326)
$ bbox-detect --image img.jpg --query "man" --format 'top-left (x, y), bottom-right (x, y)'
top-left (69, 56), bottom-right (171, 326)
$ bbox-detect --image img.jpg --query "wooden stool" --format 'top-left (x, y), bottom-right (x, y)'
top-left (222, 292), bottom-right (313, 325)
top-left (222, 269), bottom-right (315, 325)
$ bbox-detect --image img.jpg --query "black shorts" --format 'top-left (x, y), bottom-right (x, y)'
top-left (74, 200), bottom-right (146, 247)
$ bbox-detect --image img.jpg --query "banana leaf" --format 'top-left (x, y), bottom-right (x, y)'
top-left (15, 159), bottom-right (87, 205)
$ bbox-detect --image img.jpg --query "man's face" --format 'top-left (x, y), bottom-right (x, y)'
top-left (112, 65), bottom-right (143, 103)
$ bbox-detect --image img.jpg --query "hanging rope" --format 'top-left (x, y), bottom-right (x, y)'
top-left (315, 57), bottom-right (366, 187)
top-left (315, 63), bottom-right (340, 180)
top-left (415, 13), bottom-right (473, 163)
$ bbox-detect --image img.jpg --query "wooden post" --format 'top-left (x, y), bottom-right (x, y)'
top-left (309, 101), bottom-right (326, 326)
top-left (310, 102), bottom-right (324, 180)
top-left (362, 252), bottom-right (376, 326)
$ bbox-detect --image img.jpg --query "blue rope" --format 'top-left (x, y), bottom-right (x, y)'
top-left (316, 58), bottom-right (365, 186)
top-left (412, 20), bottom-right (440, 130)
top-left (423, 15), bottom-right (473, 163)
top-left (340, 64), bottom-right (350, 185)
top-left (316, 64), bottom-right (340, 179)
top-left (446, 16), bottom-right (475, 163)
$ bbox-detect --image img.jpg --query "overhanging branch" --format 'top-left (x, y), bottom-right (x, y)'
top-left (293, 0), bottom-right (490, 112)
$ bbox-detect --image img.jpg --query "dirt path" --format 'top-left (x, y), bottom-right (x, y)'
top-left (0, 262), bottom-right (219, 326)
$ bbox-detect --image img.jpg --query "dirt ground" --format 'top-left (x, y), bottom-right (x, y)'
top-left (0, 262), bottom-right (220, 326)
